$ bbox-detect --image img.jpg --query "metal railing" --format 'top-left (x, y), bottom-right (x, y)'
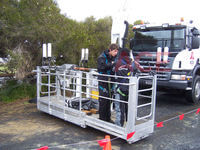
top-left (35, 65), bottom-right (157, 143)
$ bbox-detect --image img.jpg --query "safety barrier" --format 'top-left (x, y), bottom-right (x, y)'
top-left (35, 65), bottom-right (157, 143)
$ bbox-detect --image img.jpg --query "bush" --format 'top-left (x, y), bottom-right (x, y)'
top-left (0, 80), bottom-right (36, 102)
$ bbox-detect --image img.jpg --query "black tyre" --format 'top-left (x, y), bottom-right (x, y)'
top-left (186, 75), bottom-right (200, 104)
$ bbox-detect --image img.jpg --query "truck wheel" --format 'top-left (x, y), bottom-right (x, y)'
top-left (186, 75), bottom-right (200, 104)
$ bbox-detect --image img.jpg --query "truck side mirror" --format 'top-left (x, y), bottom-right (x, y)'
top-left (192, 28), bottom-right (200, 36)
top-left (192, 36), bottom-right (200, 49)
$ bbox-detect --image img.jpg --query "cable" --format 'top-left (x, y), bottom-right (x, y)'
top-left (31, 136), bottom-right (120, 150)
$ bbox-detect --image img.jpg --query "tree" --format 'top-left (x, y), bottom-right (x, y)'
top-left (54, 16), bottom-right (112, 68)
top-left (82, 16), bottom-right (112, 68)
top-left (0, 0), bottom-right (69, 79)
top-left (0, 0), bottom-right (113, 79)
top-left (0, 0), bottom-right (20, 57)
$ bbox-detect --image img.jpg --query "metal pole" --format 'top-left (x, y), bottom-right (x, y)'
top-left (48, 67), bottom-right (51, 114)
top-left (152, 75), bottom-right (157, 122)
top-left (37, 66), bottom-right (41, 110)
top-left (63, 70), bottom-right (67, 120)
top-left (126, 77), bottom-right (137, 140)
top-left (86, 72), bottom-right (90, 98)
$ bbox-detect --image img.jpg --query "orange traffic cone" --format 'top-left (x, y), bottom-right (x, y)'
top-left (103, 135), bottom-right (112, 150)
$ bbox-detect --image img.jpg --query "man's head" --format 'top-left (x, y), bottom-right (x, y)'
top-left (120, 48), bottom-right (130, 58)
top-left (108, 43), bottom-right (119, 57)
top-left (115, 48), bottom-right (131, 72)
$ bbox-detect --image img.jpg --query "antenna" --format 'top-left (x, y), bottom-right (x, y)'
top-left (79, 48), bottom-right (89, 67)
top-left (42, 43), bottom-right (55, 67)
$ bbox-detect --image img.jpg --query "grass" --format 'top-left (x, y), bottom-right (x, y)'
top-left (0, 65), bottom-right (7, 72)
top-left (0, 66), bottom-right (4, 70)
top-left (0, 80), bottom-right (36, 103)
top-left (0, 65), bottom-right (15, 74)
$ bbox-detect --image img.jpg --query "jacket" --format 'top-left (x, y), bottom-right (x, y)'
top-left (116, 65), bottom-right (131, 96)
top-left (97, 50), bottom-right (115, 81)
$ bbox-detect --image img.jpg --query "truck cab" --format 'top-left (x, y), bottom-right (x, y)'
top-left (130, 21), bottom-right (200, 103)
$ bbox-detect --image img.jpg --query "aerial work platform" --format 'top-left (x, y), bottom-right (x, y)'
top-left (35, 65), bottom-right (157, 143)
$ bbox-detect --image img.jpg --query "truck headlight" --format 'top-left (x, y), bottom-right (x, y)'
top-left (171, 74), bottom-right (186, 80)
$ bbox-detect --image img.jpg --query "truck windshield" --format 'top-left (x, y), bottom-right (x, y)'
top-left (131, 28), bottom-right (185, 52)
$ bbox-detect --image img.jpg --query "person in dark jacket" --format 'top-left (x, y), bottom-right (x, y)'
top-left (114, 48), bottom-right (132, 126)
top-left (97, 43), bottom-right (119, 122)
top-left (114, 48), bottom-right (145, 126)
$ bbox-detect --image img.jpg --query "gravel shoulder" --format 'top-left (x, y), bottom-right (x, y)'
top-left (1, 93), bottom-right (200, 150)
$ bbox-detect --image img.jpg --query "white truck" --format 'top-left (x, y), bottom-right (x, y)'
top-left (128, 20), bottom-right (200, 103)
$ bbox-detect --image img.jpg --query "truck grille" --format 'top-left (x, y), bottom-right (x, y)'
top-left (134, 52), bottom-right (175, 81)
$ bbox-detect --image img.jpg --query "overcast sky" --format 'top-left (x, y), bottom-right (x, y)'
top-left (56, 0), bottom-right (200, 25)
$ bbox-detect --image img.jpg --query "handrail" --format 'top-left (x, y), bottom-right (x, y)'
top-left (135, 75), bottom-right (156, 121)
top-left (37, 66), bottom-right (156, 123)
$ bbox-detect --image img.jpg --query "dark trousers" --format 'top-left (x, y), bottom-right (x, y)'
top-left (98, 82), bottom-right (111, 121)
top-left (119, 94), bottom-right (128, 126)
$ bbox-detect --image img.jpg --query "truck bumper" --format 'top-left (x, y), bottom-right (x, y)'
top-left (141, 79), bottom-right (190, 90)
top-left (157, 80), bottom-right (189, 90)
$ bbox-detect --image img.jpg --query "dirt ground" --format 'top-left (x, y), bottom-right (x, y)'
top-left (1, 94), bottom-right (200, 150)
top-left (0, 99), bottom-right (65, 149)
top-left (0, 99), bottom-right (105, 150)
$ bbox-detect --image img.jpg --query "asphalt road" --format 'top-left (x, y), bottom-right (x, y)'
top-left (0, 92), bottom-right (200, 150)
